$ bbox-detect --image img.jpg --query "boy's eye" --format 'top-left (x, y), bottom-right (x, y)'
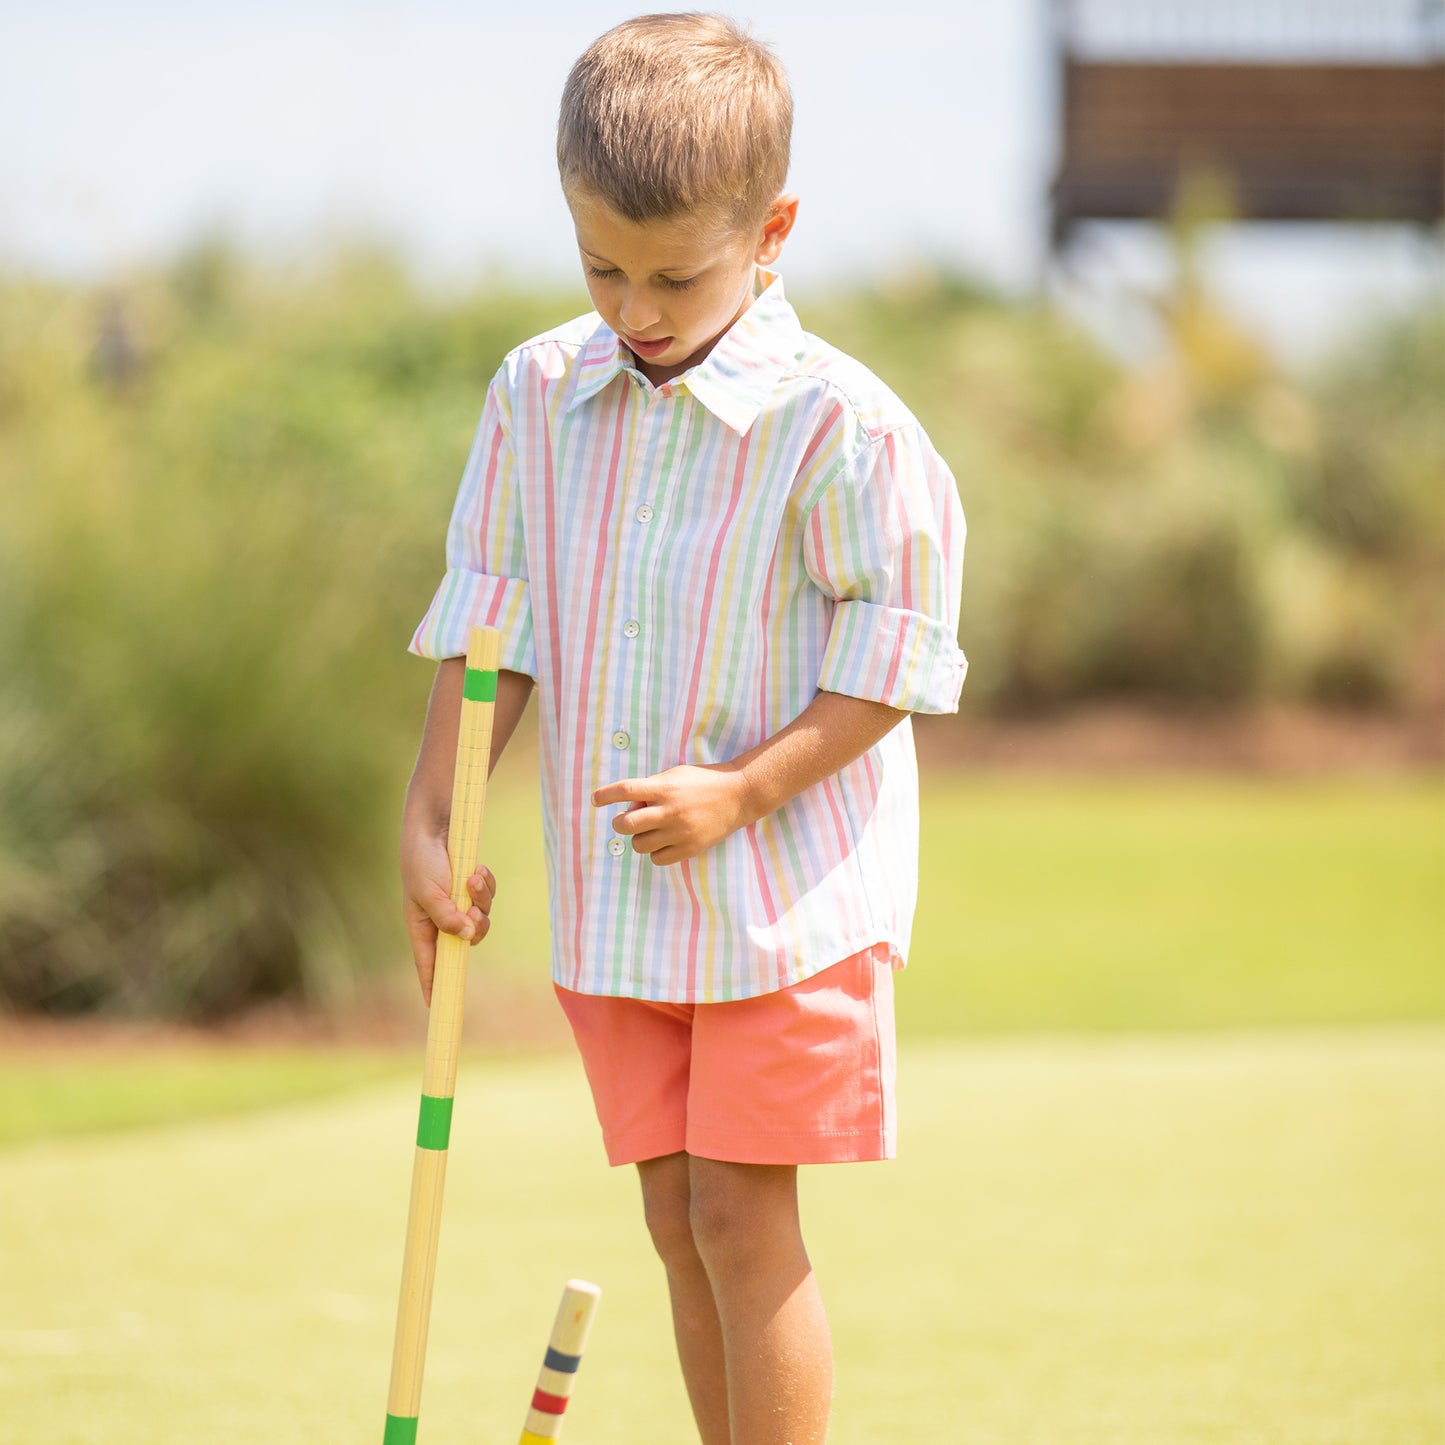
top-left (585, 265), bottom-right (697, 293)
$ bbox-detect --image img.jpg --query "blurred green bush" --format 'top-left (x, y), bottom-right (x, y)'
top-left (0, 244), bottom-right (562, 1018)
top-left (0, 238), bottom-right (1438, 1017)
top-left (808, 266), bottom-right (1443, 714)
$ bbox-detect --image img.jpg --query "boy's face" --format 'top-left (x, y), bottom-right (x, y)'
top-left (567, 190), bottom-right (798, 386)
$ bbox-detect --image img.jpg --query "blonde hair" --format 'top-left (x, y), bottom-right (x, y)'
top-left (557, 13), bottom-right (792, 232)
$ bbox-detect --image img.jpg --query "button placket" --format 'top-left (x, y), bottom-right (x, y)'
top-left (603, 394), bottom-right (660, 853)
top-left (602, 391), bottom-right (685, 863)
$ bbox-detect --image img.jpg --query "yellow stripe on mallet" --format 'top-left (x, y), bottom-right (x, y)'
top-left (518, 1280), bottom-right (602, 1445)
top-left (384, 626), bottom-right (501, 1445)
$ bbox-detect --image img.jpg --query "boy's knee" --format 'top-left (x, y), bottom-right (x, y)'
top-left (687, 1159), bottom-right (800, 1269)
top-left (639, 1154), bottom-right (697, 1268)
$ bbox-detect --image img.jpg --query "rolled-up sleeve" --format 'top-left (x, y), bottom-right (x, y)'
top-left (803, 422), bottom-right (966, 714)
top-left (409, 376), bottom-right (537, 678)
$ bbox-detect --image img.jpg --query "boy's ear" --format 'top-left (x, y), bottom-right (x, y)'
top-left (754, 193), bottom-right (800, 265)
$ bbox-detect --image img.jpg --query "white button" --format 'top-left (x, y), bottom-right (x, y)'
top-left (612, 730), bottom-right (630, 749)
top-left (636, 504), bottom-right (654, 523)
top-left (607, 837), bottom-right (627, 857)
top-left (623, 619), bottom-right (641, 639)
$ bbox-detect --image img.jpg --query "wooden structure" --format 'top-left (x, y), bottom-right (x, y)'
top-left (1050, 1), bottom-right (1445, 242)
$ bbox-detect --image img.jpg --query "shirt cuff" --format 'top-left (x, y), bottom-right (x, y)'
top-left (817, 599), bottom-right (967, 714)
top-left (408, 567), bottom-right (538, 679)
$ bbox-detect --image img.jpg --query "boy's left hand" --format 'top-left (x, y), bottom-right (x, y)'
top-left (593, 764), bottom-right (754, 866)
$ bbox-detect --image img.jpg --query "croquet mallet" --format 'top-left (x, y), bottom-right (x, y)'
top-left (382, 624), bottom-right (496, 1444)
top-left (519, 1279), bottom-right (601, 1444)
top-left (380, 627), bottom-right (600, 1445)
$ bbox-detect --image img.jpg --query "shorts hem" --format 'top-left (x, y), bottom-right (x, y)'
top-left (602, 1127), bottom-right (687, 1168)
top-left (685, 1126), bottom-right (896, 1167)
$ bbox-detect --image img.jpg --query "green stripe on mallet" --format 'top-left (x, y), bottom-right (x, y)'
top-left (463, 666), bottom-right (497, 702)
top-left (383, 1415), bottom-right (419, 1445)
top-left (415, 1094), bottom-right (453, 1151)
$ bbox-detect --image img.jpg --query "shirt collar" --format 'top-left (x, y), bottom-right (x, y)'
top-left (567, 268), bottom-right (803, 434)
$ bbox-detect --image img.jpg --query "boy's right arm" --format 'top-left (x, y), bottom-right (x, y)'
top-left (400, 657), bottom-right (534, 1005)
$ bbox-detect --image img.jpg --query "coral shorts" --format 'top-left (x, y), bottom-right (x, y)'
top-left (554, 945), bottom-right (897, 1167)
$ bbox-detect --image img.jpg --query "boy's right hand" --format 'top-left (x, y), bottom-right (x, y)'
top-left (400, 825), bottom-right (495, 1006)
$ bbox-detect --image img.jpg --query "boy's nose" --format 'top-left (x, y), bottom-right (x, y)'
top-left (617, 289), bottom-right (661, 334)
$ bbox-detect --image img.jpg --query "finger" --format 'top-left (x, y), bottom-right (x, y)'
top-left (466, 866), bottom-right (496, 910)
top-left (427, 894), bottom-right (477, 942)
top-left (611, 805), bottom-right (666, 836)
top-left (407, 936), bottom-right (433, 1005)
top-left (592, 776), bottom-right (656, 807)
top-left (405, 918), bottom-right (438, 1005)
top-left (648, 844), bottom-right (686, 867)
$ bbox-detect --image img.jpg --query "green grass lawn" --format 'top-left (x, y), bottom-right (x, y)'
top-left (906, 772), bottom-right (1444, 1035)
top-left (0, 1048), bottom-right (412, 1149)
top-left (0, 1029), bottom-right (1440, 1444)
top-left (0, 775), bottom-right (1440, 1441)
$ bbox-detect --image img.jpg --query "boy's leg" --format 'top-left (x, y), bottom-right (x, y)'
top-left (638, 1153), bottom-right (731, 1445)
top-left (570, 953), bottom-right (889, 1441)
top-left (688, 1157), bottom-right (832, 1445)
top-left (638, 1153), bottom-right (832, 1445)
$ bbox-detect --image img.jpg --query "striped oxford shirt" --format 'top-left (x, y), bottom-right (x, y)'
top-left (410, 270), bottom-right (966, 1002)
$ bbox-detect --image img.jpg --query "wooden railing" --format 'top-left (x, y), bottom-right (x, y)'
top-left (1050, 58), bottom-right (1445, 239)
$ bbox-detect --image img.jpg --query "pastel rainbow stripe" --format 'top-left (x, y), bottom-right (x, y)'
top-left (518, 1280), bottom-right (601, 1443)
top-left (383, 626), bottom-right (500, 1444)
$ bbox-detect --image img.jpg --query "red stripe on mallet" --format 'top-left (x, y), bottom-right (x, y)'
top-left (531, 1388), bottom-right (570, 1416)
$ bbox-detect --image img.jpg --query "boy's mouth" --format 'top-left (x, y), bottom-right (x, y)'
top-left (625, 334), bottom-right (673, 359)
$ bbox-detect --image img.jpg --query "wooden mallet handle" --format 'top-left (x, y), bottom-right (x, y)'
top-left (383, 626), bottom-right (501, 1445)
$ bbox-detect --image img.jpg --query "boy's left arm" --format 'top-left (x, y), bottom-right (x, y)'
top-left (592, 691), bottom-right (906, 868)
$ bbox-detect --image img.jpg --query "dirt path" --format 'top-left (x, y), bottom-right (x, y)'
top-left (915, 702), bottom-right (1443, 773)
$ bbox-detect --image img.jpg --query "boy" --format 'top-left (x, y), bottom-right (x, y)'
top-left (400, 14), bottom-right (966, 1443)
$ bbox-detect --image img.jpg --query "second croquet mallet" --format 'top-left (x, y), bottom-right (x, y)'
top-left (518, 1279), bottom-right (601, 1444)
top-left (383, 625), bottom-right (500, 1445)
